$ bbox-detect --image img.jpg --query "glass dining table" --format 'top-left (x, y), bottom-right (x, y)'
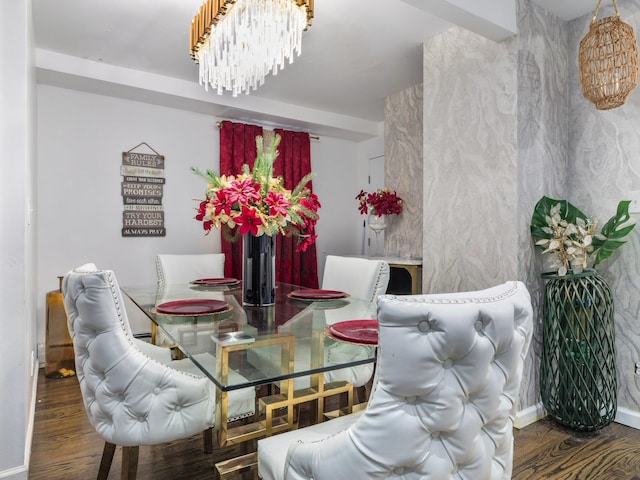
top-left (122, 281), bottom-right (378, 448)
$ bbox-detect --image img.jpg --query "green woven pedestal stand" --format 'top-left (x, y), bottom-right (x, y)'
top-left (541, 270), bottom-right (617, 431)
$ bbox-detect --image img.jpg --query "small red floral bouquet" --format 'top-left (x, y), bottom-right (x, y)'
top-left (356, 188), bottom-right (403, 216)
top-left (192, 134), bottom-right (320, 252)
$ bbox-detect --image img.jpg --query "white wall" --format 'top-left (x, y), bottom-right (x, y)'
top-left (37, 85), bottom-right (223, 338)
top-left (0, 0), bottom-right (37, 478)
top-left (37, 85), bottom-right (372, 347)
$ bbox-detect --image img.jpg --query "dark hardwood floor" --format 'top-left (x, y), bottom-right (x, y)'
top-left (29, 369), bottom-right (640, 479)
top-left (513, 417), bottom-right (640, 479)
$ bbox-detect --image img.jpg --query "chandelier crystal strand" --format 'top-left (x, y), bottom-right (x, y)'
top-left (194, 0), bottom-right (310, 96)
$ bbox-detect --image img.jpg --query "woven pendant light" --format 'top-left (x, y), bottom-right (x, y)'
top-left (579, 0), bottom-right (639, 110)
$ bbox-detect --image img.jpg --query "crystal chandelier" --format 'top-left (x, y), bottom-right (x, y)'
top-left (190, 0), bottom-right (314, 96)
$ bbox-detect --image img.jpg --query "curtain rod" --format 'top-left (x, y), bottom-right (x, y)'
top-left (216, 121), bottom-right (319, 140)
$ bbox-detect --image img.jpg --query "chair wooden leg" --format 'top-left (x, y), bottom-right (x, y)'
top-left (97, 442), bottom-right (116, 480)
top-left (203, 427), bottom-right (214, 453)
top-left (355, 385), bottom-right (368, 405)
top-left (121, 446), bottom-right (139, 480)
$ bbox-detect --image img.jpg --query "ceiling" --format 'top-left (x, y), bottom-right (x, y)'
top-left (32, 0), bottom-right (597, 138)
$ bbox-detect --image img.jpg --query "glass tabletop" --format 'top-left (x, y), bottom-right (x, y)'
top-left (122, 282), bottom-right (378, 391)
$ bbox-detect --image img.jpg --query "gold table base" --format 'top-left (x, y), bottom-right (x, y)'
top-left (215, 334), bottom-right (356, 478)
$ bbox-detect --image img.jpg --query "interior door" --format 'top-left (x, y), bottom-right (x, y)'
top-left (365, 155), bottom-right (385, 255)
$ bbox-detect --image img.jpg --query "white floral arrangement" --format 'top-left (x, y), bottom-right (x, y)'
top-left (531, 196), bottom-right (635, 276)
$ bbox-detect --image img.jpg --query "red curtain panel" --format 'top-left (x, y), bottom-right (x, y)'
top-left (219, 120), bottom-right (263, 279)
top-left (274, 128), bottom-right (319, 288)
top-left (219, 122), bottom-right (319, 287)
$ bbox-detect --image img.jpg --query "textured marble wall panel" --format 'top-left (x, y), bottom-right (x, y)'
top-left (516, 0), bottom-right (570, 415)
top-left (567, 0), bottom-right (640, 414)
top-left (422, 26), bottom-right (518, 295)
top-left (384, 86), bottom-right (423, 260)
top-left (405, 0), bottom-right (640, 418)
top-left (418, 0), bottom-right (571, 414)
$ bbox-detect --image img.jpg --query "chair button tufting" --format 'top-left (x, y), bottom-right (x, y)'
top-left (175, 405), bottom-right (182, 412)
top-left (137, 416), bottom-right (146, 422)
top-left (443, 359), bottom-right (453, 369)
top-left (406, 396), bottom-right (417, 403)
top-left (392, 467), bottom-right (405, 476)
top-left (474, 320), bottom-right (484, 333)
top-left (418, 320), bottom-right (430, 333)
top-left (153, 387), bottom-right (161, 395)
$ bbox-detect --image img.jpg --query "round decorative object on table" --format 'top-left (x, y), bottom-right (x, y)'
top-left (329, 319), bottom-right (379, 345)
top-left (541, 270), bottom-right (616, 431)
top-left (243, 233), bottom-right (276, 306)
top-left (288, 289), bottom-right (349, 301)
top-left (156, 299), bottom-right (230, 315)
top-left (190, 277), bottom-right (240, 287)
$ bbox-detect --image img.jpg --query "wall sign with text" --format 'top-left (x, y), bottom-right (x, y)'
top-left (120, 144), bottom-right (166, 237)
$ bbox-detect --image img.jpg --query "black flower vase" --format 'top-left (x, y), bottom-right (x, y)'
top-left (540, 270), bottom-right (617, 431)
top-left (242, 233), bottom-right (276, 306)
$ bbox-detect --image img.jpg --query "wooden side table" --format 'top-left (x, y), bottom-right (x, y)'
top-left (385, 258), bottom-right (422, 294)
top-left (45, 277), bottom-right (75, 378)
top-left (349, 256), bottom-right (423, 294)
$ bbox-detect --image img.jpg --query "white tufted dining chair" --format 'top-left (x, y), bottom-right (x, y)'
top-left (62, 263), bottom-right (254, 480)
top-left (258, 281), bottom-right (534, 480)
top-left (154, 253), bottom-right (231, 347)
top-left (155, 253), bottom-right (225, 285)
top-left (320, 255), bottom-right (390, 390)
top-left (322, 255), bottom-right (390, 303)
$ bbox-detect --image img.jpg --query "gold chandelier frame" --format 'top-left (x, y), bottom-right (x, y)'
top-left (190, 0), bottom-right (314, 62)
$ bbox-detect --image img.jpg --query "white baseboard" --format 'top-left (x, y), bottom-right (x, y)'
top-left (615, 407), bottom-right (640, 430)
top-left (515, 403), bottom-right (640, 431)
top-left (36, 343), bottom-right (45, 365)
top-left (514, 402), bottom-right (547, 429)
top-left (24, 361), bottom-right (39, 471)
top-left (0, 466), bottom-right (28, 480)
top-left (0, 364), bottom-right (37, 480)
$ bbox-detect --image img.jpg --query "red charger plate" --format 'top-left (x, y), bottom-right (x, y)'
top-left (190, 278), bottom-right (239, 286)
top-left (156, 299), bottom-right (229, 315)
top-left (329, 319), bottom-right (379, 345)
top-left (289, 289), bottom-right (349, 300)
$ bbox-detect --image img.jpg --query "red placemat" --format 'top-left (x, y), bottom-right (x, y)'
top-left (289, 289), bottom-right (349, 300)
top-left (329, 319), bottom-right (379, 345)
top-left (190, 277), bottom-right (239, 286)
top-left (156, 299), bottom-right (229, 315)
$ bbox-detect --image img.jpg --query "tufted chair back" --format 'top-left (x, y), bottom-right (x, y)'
top-left (154, 253), bottom-right (227, 347)
top-left (63, 264), bottom-right (218, 478)
top-left (322, 255), bottom-right (390, 302)
top-left (156, 253), bottom-right (225, 285)
top-left (308, 255), bottom-right (385, 393)
top-left (258, 281), bottom-right (533, 480)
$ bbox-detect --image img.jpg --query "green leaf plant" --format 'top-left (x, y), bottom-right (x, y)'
top-left (530, 196), bottom-right (636, 276)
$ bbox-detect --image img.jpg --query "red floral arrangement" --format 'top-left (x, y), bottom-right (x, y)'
top-left (193, 135), bottom-right (320, 252)
top-left (356, 188), bottom-right (403, 216)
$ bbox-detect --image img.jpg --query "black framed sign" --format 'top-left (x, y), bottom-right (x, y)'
top-left (120, 143), bottom-right (166, 237)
